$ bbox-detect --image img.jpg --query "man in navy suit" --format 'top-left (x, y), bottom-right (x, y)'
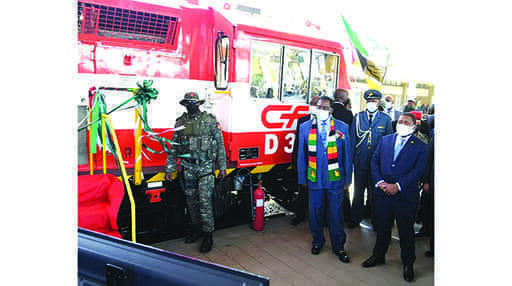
top-left (332, 88), bottom-right (354, 223)
top-left (361, 113), bottom-right (427, 282)
top-left (383, 95), bottom-right (401, 122)
top-left (297, 96), bottom-right (352, 263)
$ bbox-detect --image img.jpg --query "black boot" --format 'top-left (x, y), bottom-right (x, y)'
top-left (185, 224), bottom-right (202, 244)
top-left (200, 232), bottom-right (214, 253)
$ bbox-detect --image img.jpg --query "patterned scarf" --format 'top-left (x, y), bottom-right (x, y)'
top-left (307, 116), bottom-right (341, 182)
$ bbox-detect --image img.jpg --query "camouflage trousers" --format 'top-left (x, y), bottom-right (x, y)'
top-left (181, 160), bottom-right (215, 232)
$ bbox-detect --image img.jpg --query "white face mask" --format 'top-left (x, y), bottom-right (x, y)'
top-left (385, 101), bottom-right (393, 109)
top-left (315, 108), bottom-right (330, 121)
top-left (366, 102), bottom-right (378, 112)
top-left (396, 123), bottom-right (415, 137)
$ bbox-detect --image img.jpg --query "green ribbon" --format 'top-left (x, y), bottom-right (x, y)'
top-left (132, 80), bottom-right (177, 154)
top-left (89, 91), bottom-right (115, 155)
top-left (83, 80), bottom-right (187, 158)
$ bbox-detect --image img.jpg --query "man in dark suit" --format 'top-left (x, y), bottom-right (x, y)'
top-left (297, 96), bottom-right (352, 263)
top-left (421, 133), bottom-right (435, 257)
top-left (332, 89), bottom-right (353, 129)
top-left (361, 113), bottom-right (427, 282)
top-left (291, 96), bottom-right (320, 225)
top-left (383, 95), bottom-right (401, 132)
top-left (332, 88), bottom-right (353, 223)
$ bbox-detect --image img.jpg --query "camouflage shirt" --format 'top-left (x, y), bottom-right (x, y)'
top-left (166, 111), bottom-right (227, 173)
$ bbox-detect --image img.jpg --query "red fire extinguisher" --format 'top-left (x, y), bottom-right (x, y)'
top-left (252, 182), bottom-right (265, 231)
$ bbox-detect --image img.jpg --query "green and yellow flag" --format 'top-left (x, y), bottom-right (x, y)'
top-left (341, 15), bottom-right (390, 90)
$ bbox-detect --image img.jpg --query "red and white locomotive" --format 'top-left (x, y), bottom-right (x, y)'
top-left (76, 0), bottom-right (351, 239)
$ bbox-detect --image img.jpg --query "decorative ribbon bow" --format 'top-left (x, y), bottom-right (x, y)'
top-left (79, 80), bottom-right (188, 159)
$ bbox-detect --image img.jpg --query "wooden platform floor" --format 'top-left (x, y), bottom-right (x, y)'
top-left (152, 215), bottom-right (434, 286)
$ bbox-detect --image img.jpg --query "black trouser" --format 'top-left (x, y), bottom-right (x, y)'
top-left (416, 189), bottom-right (427, 226)
top-left (423, 189), bottom-right (434, 252)
top-left (351, 168), bottom-right (375, 226)
top-left (294, 184), bottom-right (309, 219)
top-left (373, 194), bottom-right (418, 267)
top-left (343, 187), bottom-right (351, 222)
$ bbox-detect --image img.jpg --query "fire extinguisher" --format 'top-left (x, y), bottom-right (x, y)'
top-left (252, 182), bottom-right (265, 231)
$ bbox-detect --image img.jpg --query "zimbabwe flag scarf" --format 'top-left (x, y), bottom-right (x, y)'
top-left (307, 116), bottom-right (342, 182)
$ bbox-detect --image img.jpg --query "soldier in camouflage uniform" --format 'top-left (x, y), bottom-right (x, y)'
top-left (165, 92), bottom-right (227, 253)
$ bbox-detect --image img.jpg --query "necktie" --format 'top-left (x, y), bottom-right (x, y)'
top-left (369, 114), bottom-right (374, 125)
top-left (320, 121), bottom-right (328, 148)
top-left (393, 137), bottom-right (406, 161)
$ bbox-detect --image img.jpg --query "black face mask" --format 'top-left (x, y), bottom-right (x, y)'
top-left (185, 103), bottom-right (200, 115)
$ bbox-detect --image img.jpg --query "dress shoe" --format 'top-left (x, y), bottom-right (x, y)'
top-left (403, 265), bottom-right (414, 282)
top-left (415, 231), bottom-right (428, 238)
top-left (311, 245), bottom-right (322, 255)
top-left (361, 256), bottom-right (385, 268)
top-left (291, 216), bottom-right (304, 226)
top-left (338, 250), bottom-right (350, 263)
top-left (424, 250), bottom-right (434, 257)
top-left (185, 224), bottom-right (202, 244)
top-left (200, 232), bottom-right (213, 253)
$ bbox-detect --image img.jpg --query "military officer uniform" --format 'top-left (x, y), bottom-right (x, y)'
top-left (166, 92), bottom-right (227, 253)
top-left (350, 90), bottom-right (393, 229)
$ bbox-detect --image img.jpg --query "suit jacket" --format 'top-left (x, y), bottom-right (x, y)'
top-left (350, 111), bottom-right (393, 170)
top-left (384, 108), bottom-right (401, 121)
top-left (422, 134), bottom-right (435, 189)
top-left (292, 114), bottom-right (312, 170)
top-left (297, 117), bottom-right (352, 190)
top-left (332, 102), bottom-right (354, 129)
top-left (371, 134), bottom-right (427, 202)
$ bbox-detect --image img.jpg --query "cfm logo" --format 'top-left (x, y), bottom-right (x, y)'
top-left (261, 105), bottom-right (310, 129)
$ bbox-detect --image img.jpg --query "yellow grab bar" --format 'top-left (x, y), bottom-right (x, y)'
top-left (102, 114), bottom-right (137, 242)
top-left (101, 115), bottom-right (107, 174)
top-left (89, 103), bottom-right (94, 175)
top-left (134, 108), bottom-right (142, 185)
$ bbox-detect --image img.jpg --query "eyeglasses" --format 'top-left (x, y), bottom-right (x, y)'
top-left (397, 119), bottom-right (414, 126)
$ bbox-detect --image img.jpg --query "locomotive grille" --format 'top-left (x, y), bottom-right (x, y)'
top-left (78, 1), bottom-right (179, 46)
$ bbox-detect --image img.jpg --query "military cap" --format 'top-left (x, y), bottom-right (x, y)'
top-left (363, 89), bottom-right (382, 100)
top-left (179, 92), bottom-right (205, 105)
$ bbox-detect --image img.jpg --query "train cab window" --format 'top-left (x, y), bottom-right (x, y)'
top-left (250, 41), bottom-right (282, 99)
top-left (281, 46), bottom-right (311, 103)
top-left (215, 32), bottom-right (229, 90)
top-left (310, 51), bottom-right (338, 98)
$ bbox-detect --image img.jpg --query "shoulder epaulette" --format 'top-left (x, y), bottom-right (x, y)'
top-left (413, 134), bottom-right (429, 144)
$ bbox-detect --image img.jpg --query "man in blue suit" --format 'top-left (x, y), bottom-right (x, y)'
top-left (297, 96), bottom-right (352, 263)
top-left (361, 113), bottom-right (427, 282)
top-left (290, 95), bottom-right (320, 226)
top-left (383, 95), bottom-right (402, 122)
top-left (349, 90), bottom-right (393, 229)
